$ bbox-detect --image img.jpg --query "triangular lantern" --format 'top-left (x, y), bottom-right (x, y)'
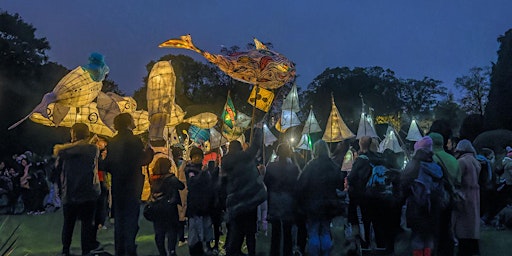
top-left (296, 133), bottom-right (312, 151)
top-left (281, 84), bottom-right (300, 113)
top-left (406, 119), bottom-right (423, 141)
top-left (209, 128), bottom-right (229, 149)
top-left (379, 126), bottom-right (404, 153)
top-left (302, 107), bottom-right (322, 134)
top-left (322, 95), bottom-right (355, 142)
top-left (356, 113), bottom-right (378, 139)
top-left (263, 123), bottom-right (278, 146)
top-left (280, 110), bottom-right (301, 131)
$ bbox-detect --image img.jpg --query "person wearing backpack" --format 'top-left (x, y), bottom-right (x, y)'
top-left (401, 136), bottom-right (444, 256)
top-left (429, 132), bottom-right (460, 256)
top-left (453, 140), bottom-right (481, 256)
top-left (149, 157), bottom-right (185, 256)
top-left (348, 136), bottom-right (397, 252)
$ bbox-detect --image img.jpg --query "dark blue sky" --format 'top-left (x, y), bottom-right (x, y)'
top-left (3, 0), bottom-right (512, 96)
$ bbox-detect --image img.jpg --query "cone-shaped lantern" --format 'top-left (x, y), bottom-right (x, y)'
top-left (356, 112), bottom-right (378, 139)
top-left (296, 133), bottom-right (312, 151)
top-left (280, 110), bottom-right (301, 131)
top-left (281, 84), bottom-right (300, 112)
top-left (406, 119), bottom-right (423, 141)
top-left (379, 126), bottom-right (404, 153)
top-left (263, 123), bottom-right (278, 146)
top-left (322, 95), bottom-right (355, 142)
top-left (302, 107), bottom-right (322, 134)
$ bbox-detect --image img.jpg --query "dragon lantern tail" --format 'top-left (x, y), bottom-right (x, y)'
top-left (159, 34), bottom-right (202, 54)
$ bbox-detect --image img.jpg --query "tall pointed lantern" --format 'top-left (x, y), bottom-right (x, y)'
top-left (379, 125), bottom-right (404, 153)
top-left (406, 119), bottom-right (423, 141)
top-left (302, 107), bottom-right (322, 135)
top-left (280, 84), bottom-right (301, 131)
top-left (322, 94), bottom-right (355, 142)
top-left (356, 112), bottom-right (379, 139)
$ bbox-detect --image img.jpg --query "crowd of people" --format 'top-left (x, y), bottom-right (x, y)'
top-left (3, 114), bottom-right (512, 256)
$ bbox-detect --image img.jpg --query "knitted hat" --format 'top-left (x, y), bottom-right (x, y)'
top-left (414, 136), bottom-right (433, 152)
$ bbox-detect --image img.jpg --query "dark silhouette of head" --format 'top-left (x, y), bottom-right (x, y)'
top-left (114, 113), bottom-right (135, 131)
top-left (71, 123), bottom-right (90, 141)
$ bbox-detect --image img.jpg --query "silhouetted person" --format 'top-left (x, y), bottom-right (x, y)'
top-left (55, 123), bottom-right (100, 256)
top-left (106, 113), bottom-right (153, 256)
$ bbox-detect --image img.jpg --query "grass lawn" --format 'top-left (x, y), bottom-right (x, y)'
top-left (1, 210), bottom-right (511, 256)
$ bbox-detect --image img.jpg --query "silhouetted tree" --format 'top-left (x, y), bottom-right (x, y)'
top-left (455, 66), bottom-right (490, 115)
top-left (485, 29), bottom-right (512, 130)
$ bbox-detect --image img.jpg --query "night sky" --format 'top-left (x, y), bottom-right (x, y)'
top-left (2, 0), bottom-right (512, 96)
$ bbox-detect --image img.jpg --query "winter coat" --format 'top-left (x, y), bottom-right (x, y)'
top-left (185, 163), bottom-right (215, 217)
top-left (149, 173), bottom-right (184, 223)
top-left (347, 151), bottom-right (386, 200)
top-left (105, 129), bottom-right (153, 200)
top-left (56, 141), bottom-right (100, 205)
top-left (264, 158), bottom-right (300, 222)
top-left (401, 149), bottom-right (443, 233)
top-left (454, 152), bottom-right (481, 239)
top-left (296, 155), bottom-right (345, 220)
top-left (501, 156), bottom-right (512, 185)
top-left (222, 130), bottom-right (266, 221)
top-left (429, 132), bottom-right (461, 187)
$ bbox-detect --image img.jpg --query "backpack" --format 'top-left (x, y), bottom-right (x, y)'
top-left (409, 161), bottom-right (448, 214)
top-left (365, 162), bottom-right (394, 199)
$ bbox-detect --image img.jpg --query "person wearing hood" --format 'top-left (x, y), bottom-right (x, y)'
top-left (428, 132), bottom-right (461, 256)
top-left (55, 123), bottom-right (101, 256)
top-left (453, 139), bottom-right (481, 256)
top-left (401, 136), bottom-right (444, 256)
top-left (221, 126), bottom-right (266, 256)
top-left (264, 143), bottom-right (300, 256)
top-left (296, 140), bottom-right (345, 256)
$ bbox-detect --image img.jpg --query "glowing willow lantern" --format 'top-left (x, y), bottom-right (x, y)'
top-left (29, 102), bottom-right (148, 137)
top-left (159, 34), bottom-right (295, 90)
top-left (322, 95), bottom-right (355, 142)
top-left (9, 53), bottom-right (109, 130)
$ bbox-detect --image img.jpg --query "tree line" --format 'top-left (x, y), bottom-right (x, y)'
top-left (0, 10), bottom-right (508, 157)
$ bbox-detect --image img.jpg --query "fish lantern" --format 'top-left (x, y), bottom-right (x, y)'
top-left (159, 35), bottom-right (295, 89)
top-left (9, 53), bottom-right (109, 129)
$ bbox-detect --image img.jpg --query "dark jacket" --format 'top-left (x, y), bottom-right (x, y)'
top-left (106, 129), bottom-right (153, 200)
top-left (56, 141), bottom-right (100, 204)
top-left (150, 173), bottom-right (184, 206)
top-left (185, 162), bottom-right (215, 217)
top-left (347, 151), bottom-right (385, 200)
top-left (296, 155), bottom-right (345, 220)
top-left (401, 149), bottom-right (443, 233)
top-left (264, 159), bottom-right (300, 222)
top-left (222, 129), bottom-right (266, 221)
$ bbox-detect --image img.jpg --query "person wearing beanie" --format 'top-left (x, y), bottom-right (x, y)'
top-left (428, 132), bottom-right (460, 256)
top-left (453, 139), bottom-right (481, 256)
top-left (401, 136), bottom-right (443, 256)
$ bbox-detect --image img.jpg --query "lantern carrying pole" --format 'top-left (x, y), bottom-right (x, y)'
top-left (249, 85), bottom-right (260, 145)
